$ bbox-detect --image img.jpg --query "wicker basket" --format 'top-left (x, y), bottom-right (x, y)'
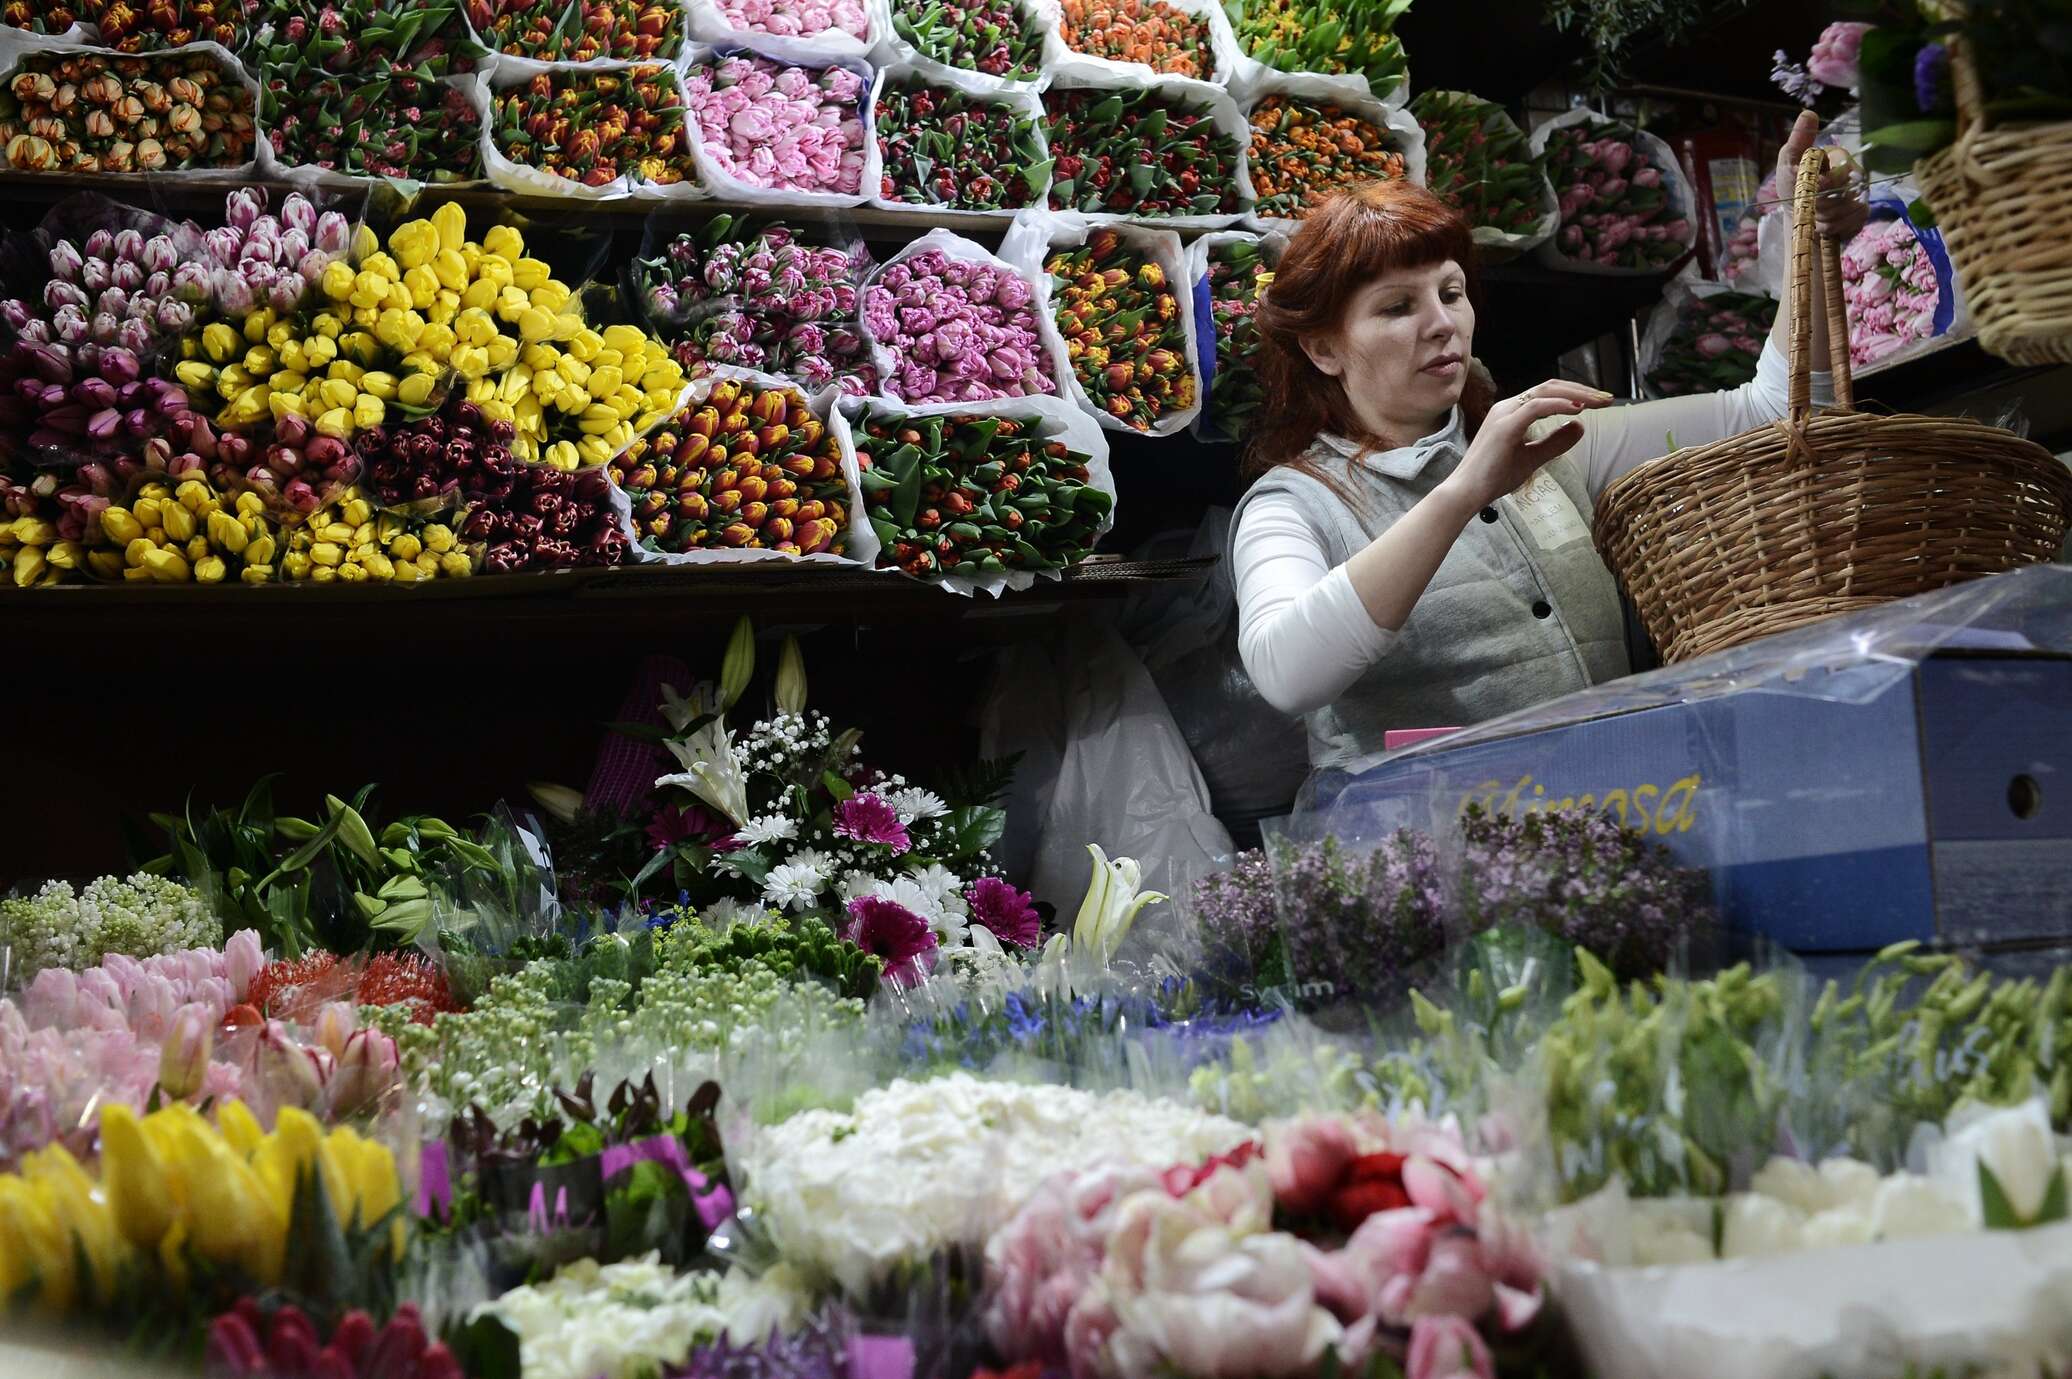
top-left (1914, 32), bottom-right (2072, 365)
top-left (1594, 148), bottom-right (2072, 665)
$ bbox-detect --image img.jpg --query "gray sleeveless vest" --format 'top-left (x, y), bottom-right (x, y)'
top-left (1232, 420), bottom-right (1630, 770)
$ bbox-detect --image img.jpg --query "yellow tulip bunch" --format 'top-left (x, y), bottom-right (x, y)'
top-left (95, 481), bottom-right (280, 584)
top-left (175, 307), bottom-right (437, 438)
top-left (0, 512), bottom-right (84, 587)
top-left (465, 322), bottom-right (686, 470)
top-left (278, 487), bottom-right (471, 584)
top-left (0, 1101), bottom-right (402, 1318)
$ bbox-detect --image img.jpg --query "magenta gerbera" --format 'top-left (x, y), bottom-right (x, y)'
top-left (846, 896), bottom-right (937, 987)
top-left (967, 876), bottom-right (1042, 947)
top-left (832, 793), bottom-right (910, 854)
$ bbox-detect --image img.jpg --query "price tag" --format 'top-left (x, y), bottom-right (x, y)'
top-left (1507, 470), bottom-right (1591, 552)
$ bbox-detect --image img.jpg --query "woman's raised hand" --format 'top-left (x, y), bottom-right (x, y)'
top-left (1776, 110), bottom-right (1869, 242)
top-left (1443, 380), bottom-right (1612, 512)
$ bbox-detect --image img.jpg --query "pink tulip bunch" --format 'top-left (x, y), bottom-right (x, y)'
top-left (862, 248), bottom-right (1053, 403)
top-left (1841, 214), bottom-right (1943, 367)
top-left (716, 0), bottom-right (870, 40)
top-left (1545, 118), bottom-right (1693, 271)
top-left (982, 1111), bottom-right (1541, 1379)
top-left (684, 55), bottom-right (869, 196)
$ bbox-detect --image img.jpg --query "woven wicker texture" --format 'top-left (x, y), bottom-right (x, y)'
top-left (1595, 147), bottom-right (2072, 664)
top-left (1916, 32), bottom-right (2072, 366)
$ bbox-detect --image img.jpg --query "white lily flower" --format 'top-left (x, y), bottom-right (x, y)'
top-left (655, 683), bottom-right (750, 825)
top-left (1071, 844), bottom-right (1167, 964)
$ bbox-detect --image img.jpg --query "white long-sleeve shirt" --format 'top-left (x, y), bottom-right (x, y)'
top-left (1234, 341), bottom-right (1831, 717)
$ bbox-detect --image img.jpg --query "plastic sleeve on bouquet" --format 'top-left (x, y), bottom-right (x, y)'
top-left (629, 207), bottom-right (880, 397)
top-left (1038, 70), bottom-right (1254, 229)
top-left (0, 35), bottom-right (262, 179)
top-left (1002, 210), bottom-right (1203, 437)
top-left (1408, 89), bottom-right (1557, 259)
top-left (1239, 73), bottom-right (1423, 234)
top-left (682, 0), bottom-right (882, 65)
top-left (611, 364), bottom-right (875, 568)
top-left (462, 0), bottom-right (694, 75)
top-left (878, 0), bottom-right (1049, 97)
top-left (828, 389), bottom-right (1114, 597)
top-left (1832, 184), bottom-right (1973, 376)
top-left (677, 43), bottom-right (876, 208)
top-left (861, 224), bottom-right (1075, 407)
top-left (1531, 106), bottom-right (1698, 278)
top-left (480, 61), bottom-right (704, 200)
top-left (1030, 0), bottom-right (1239, 88)
top-left (1182, 227), bottom-right (1285, 445)
top-left (865, 58), bottom-right (1055, 224)
top-left (1637, 269), bottom-right (1779, 400)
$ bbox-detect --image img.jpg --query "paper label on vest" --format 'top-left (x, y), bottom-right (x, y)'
top-left (1508, 471), bottom-right (1590, 551)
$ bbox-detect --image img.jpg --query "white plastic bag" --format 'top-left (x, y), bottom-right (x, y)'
top-left (879, 0), bottom-right (1049, 95)
top-left (1182, 227), bottom-right (1283, 443)
top-left (1531, 106), bottom-right (1698, 277)
top-left (1038, 69), bottom-right (1254, 229)
top-left (1030, 0), bottom-right (1239, 87)
top-left (675, 43), bottom-right (877, 207)
top-left (979, 617), bottom-right (1237, 921)
top-left (1118, 507), bottom-right (1312, 829)
top-left (1240, 73), bottom-right (1423, 234)
top-left (828, 390), bottom-right (1113, 597)
top-left (622, 365), bottom-right (879, 568)
top-left (865, 56), bottom-right (1053, 222)
top-left (478, 63), bottom-right (639, 199)
top-left (859, 225), bottom-right (1076, 405)
top-left (1001, 209), bottom-right (1203, 436)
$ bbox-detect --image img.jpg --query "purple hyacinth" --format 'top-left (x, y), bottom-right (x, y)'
top-left (1914, 43), bottom-right (1950, 113)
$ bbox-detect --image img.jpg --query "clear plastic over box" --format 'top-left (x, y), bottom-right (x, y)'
top-left (1294, 565), bottom-right (2072, 954)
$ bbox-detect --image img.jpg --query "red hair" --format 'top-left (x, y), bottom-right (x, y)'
top-left (1245, 180), bottom-right (1496, 483)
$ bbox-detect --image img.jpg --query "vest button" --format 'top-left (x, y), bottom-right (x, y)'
top-left (1531, 600), bottom-right (1552, 619)
top-left (1479, 507), bottom-right (1499, 523)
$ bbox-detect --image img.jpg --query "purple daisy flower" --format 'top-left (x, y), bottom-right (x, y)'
top-left (846, 896), bottom-right (936, 986)
top-left (966, 876), bottom-right (1042, 948)
top-left (832, 793), bottom-right (910, 854)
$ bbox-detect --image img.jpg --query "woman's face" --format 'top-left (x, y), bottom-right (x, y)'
top-left (1300, 259), bottom-right (1475, 429)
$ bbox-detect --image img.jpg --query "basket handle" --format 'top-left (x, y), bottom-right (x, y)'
top-left (1786, 145), bottom-right (1855, 424)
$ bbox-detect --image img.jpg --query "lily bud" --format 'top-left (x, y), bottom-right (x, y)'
top-left (775, 633), bottom-right (807, 717)
top-left (527, 782), bottom-right (584, 824)
top-left (717, 613), bottom-right (755, 708)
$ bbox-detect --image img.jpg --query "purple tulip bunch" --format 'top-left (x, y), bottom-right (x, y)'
top-left (202, 409), bottom-right (361, 516)
top-left (861, 248), bottom-right (1053, 404)
top-left (638, 218), bottom-right (879, 396)
top-left (203, 187), bottom-right (354, 318)
top-left (0, 222), bottom-right (205, 456)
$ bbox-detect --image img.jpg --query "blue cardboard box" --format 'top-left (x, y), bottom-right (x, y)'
top-left (1309, 568), bottom-right (2072, 953)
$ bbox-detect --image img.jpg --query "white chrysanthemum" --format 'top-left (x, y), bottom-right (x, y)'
top-left (743, 1077), bottom-right (1250, 1297)
top-left (705, 896), bottom-right (776, 931)
top-left (910, 863), bottom-right (965, 902)
top-left (762, 863), bottom-right (825, 913)
top-left (887, 786), bottom-right (947, 823)
top-left (784, 847), bottom-right (833, 877)
top-left (735, 814), bottom-right (800, 847)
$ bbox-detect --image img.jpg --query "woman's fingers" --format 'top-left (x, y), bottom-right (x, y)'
top-left (1519, 418), bottom-right (1588, 465)
top-left (1497, 394), bottom-right (1591, 438)
top-left (1516, 379), bottom-right (1614, 410)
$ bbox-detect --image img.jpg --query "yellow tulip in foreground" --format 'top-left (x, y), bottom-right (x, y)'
top-left (0, 1100), bottom-right (405, 1320)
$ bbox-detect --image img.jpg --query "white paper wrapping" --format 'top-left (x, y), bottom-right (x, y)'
top-left (0, 36), bottom-right (264, 183)
top-left (1001, 209), bottom-right (1202, 436)
top-left (1530, 106), bottom-right (1699, 278)
top-left (1038, 69), bottom-right (1253, 229)
top-left (677, 42), bottom-right (878, 207)
top-left (859, 225), bottom-right (1076, 406)
top-left (864, 56), bottom-right (1052, 223)
top-left (1239, 73), bottom-right (1424, 235)
top-left (624, 365), bottom-right (877, 568)
top-left (830, 389), bottom-right (1112, 597)
top-left (1030, 0), bottom-right (1238, 88)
